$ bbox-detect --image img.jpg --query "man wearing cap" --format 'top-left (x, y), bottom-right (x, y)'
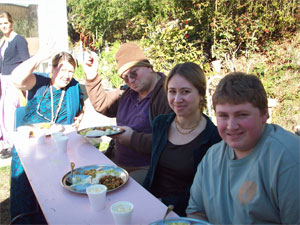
top-left (83, 42), bottom-right (172, 183)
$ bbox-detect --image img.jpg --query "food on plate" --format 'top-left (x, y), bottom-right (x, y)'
top-left (72, 176), bottom-right (82, 184)
top-left (95, 126), bottom-right (120, 132)
top-left (105, 128), bottom-right (112, 135)
top-left (167, 222), bottom-right (190, 225)
top-left (84, 169), bottom-right (97, 177)
top-left (79, 126), bottom-right (123, 137)
top-left (39, 123), bottom-right (51, 129)
top-left (34, 123), bottom-right (64, 132)
top-left (64, 166), bottom-right (128, 194)
top-left (99, 175), bottom-right (124, 190)
top-left (86, 129), bottom-right (106, 137)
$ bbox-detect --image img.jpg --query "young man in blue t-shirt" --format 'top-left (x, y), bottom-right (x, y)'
top-left (187, 72), bottom-right (299, 224)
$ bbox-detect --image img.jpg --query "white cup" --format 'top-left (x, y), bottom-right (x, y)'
top-left (110, 201), bottom-right (134, 225)
top-left (51, 131), bottom-right (65, 139)
top-left (36, 130), bottom-right (46, 144)
top-left (86, 184), bottom-right (107, 211)
top-left (53, 135), bottom-right (68, 153)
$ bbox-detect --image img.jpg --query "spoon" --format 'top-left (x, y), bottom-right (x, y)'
top-left (162, 205), bottom-right (174, 223)
top-left (66, 162), bottom-right (75, 185)
top-left (71, 162), bottom-right (75, 176)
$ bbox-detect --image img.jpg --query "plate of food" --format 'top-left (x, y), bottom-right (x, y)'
top-left (61, 164), bottom-right (129, 194)
top-left (149, 217), bottom-right (211, 225)
top-left (17, 123), bottom-right (65, 137)
top-left (77, 125), bottom-right (124, 138)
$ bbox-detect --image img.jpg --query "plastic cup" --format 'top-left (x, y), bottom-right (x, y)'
top-left (110, 201), bottom-right (134, 225)
top-left (86, 184), bottom-right (107, 211)
top-left (36, 130), bottom-right (46, 144)
top-left (51, 131), bottom-right (65, 139)
top-left (53, 135), bottom-right (68, 153)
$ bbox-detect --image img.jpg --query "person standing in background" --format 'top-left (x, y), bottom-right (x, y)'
top-left (0, 11), bottom-right (30, 158)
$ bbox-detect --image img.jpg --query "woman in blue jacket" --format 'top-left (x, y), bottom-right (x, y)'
top-left (143, 62), bottom-right (221, 216)
top-left (0, 11), bottom-right (30, 158)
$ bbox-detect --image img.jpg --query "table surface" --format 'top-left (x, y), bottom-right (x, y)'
top-left (13, 125), bottom-right (178, 224)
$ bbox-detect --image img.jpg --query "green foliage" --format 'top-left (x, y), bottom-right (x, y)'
top-left (183, 0), bottom-right (297, 63)
top-left (140, 19), bottom-right (206, 75)
top-left (73, 43), bottom-right (123, 88)
top-left (99, 142), bottom-right (109, 152)
top-left (250, 33), bottom-right (300, 131)
top-left (67, 0), bottom-right (151, 49)
top-left (68, 0), bottom-right (298, 68)
top-left (73, 64), bottom-right (85, 82)
top-left (98, 42), bottom-right (123, 88)
top-left (14, 18), bottom-right (38, 37)
top-left (67, 0), bottom-right (300, 132)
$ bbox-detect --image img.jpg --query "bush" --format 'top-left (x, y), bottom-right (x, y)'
top-left (68, 0), bottom-right (298, 61)
top-left (67, 0), bottom-right (150, 50)
top-left (140, 19), bottom-right (207, 75)
top-left (68, 0), bottom-right (300, 132)
top-left (97, 42), bottom-right (123, 88)
top-left (74, 64), bottom-right (85, 82)
top-left (73, 42), bottom-right (123, 89)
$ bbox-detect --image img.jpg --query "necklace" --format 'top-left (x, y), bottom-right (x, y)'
top-left (175, 117), bottom-right (201, 135)
top-left (36, 84), bottom-right (65, 124)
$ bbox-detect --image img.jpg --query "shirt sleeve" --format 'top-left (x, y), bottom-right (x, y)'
top-left (277, 163), bottom-right (300, 224)
top-left (85, 75), bottom-right (122, 117)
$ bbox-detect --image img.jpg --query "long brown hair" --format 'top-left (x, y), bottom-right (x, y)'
top-left (165, 62), bottom-right (207, 112)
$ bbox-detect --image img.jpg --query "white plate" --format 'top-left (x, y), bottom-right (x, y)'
top-left (18, 123), bottom-right (65, 137)
top-left (61, 164), bottom-right (129, 194)
top-left (78, 126), bottom-right (124, 138)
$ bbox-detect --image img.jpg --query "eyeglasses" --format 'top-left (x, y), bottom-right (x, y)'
top-left (120, 69), bottom-right (138, 83)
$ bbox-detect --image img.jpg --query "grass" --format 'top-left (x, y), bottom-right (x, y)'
top-left (99, 142), bottom-right (109, 152)
top-left (257, 33), bottom-right (300, 132)
top-left (0, 166), bottom-right (10, 225)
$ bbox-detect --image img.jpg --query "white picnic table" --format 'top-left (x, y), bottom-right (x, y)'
top-left (12, 125), bottom-right (178, 224)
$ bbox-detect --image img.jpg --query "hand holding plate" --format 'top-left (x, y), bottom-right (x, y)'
top-left (111, 126), bottom-right (133, 146)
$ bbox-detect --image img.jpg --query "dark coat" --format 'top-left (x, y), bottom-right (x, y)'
top-left (143, 112), bottom-right (222, 216)
top-left (0, 34), bottom-right (30, 75)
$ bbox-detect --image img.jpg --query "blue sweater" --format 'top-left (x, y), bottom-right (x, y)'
top-left (0, 34), bottom-right (30, 75)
